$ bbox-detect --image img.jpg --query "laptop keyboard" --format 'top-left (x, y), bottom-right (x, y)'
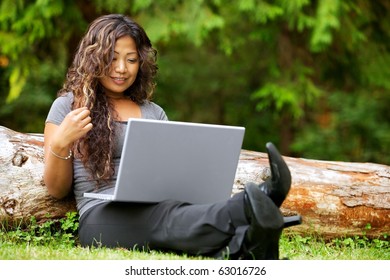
top-left (84, 192), bottom-right (113, 200)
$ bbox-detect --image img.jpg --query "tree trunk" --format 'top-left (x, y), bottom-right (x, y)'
top-left (1, 125), bottom-right (389, 239)
top-left (234, 150), bottom-right (390, 239)
top-left (0, 126), bottom-right (75, 225)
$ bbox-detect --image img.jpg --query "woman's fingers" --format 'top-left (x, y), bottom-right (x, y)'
top-left (74, 108), bottom-right (93, 130)
top-left (58, 108), bottom-right (93, 141)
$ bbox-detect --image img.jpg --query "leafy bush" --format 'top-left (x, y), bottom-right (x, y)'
top-left (0, 212), bottom-right (79, 248)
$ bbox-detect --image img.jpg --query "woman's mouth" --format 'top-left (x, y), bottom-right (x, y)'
top-left (111, 77), bottom-right (127, 85)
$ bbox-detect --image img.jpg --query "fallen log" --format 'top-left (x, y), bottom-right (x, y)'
top-left (1, 125), bottom-right (389, 239)
top-left (234, 151), bottom-right (390, 239)
top-left (0, 126), bottom-right (75, 225)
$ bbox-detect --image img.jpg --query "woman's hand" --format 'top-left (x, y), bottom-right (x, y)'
top-left (50, 107), bottom-right (93, 149)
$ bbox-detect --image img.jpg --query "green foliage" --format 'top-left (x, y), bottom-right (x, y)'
top-left (292, 90), bottom-right (390, 163)
top-left (7, 67), bottom-right (28, 103)
top-left (310, 0), bottom-right (341, 52)
top-left (281, 233), bottom-right (389, 260)
top-left (251, 62), bottom-right (322, 120)
top-left (331, 235), bottom-right (389, 250)
top-left (0, 212), bottom-right (79, 248)
top-left (0, 0), bottom-right (84, 102)
top-left (94, 0), bottom-right (132, 14)
top-left (237, 0), bottom-right (284, 24)
top-left (0, 53), bottom-right (66, 132)
top-left (359, 44), bottom-right (390, 90)
top-left (0, 0), bottom-right (389, 164)
top-left (137, 0), bottom-right (224, 46)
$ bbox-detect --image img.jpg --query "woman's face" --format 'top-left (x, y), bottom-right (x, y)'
top-left (99, 35), bottom-right (140, 98)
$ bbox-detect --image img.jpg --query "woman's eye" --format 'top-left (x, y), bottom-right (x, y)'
top-left (128, 58), bottom-right (138, 63)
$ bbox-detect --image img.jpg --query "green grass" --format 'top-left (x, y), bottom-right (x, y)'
top-left (0, 243), bottom-right (205, 260)
top-left (1, 234), bottom-right (389, 260)
top-left (1, 213), bottom-right (389, 260)
top-left (280, 233), bottom-right (390, 260)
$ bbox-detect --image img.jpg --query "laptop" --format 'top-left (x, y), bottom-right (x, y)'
top-left (83, 118), bottom-right (245, 204)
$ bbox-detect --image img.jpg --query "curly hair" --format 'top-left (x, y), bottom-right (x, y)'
top-left (58, 14), bottom-right (158, 185)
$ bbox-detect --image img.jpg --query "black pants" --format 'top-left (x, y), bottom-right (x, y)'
top-left (79, 191), bottom-right (249, 258)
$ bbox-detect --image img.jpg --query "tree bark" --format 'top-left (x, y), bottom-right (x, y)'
top-left (0, 126), bottom-right (75, 225)
top-left (234, 150), bottom-right (390, 239)
top-left (1, 125), bottom-right (389, 239)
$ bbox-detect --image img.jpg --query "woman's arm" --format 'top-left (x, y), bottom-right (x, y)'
top-left (44, 107), bottom-right (93, 199)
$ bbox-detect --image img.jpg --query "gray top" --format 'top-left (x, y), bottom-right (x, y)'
top-left (45, 92), bottom-right (168, 216)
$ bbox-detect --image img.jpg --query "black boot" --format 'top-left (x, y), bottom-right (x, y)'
top-left (247, 142), bottom-right (291, 208)
top-left (239, 184), bottom-right (284, 260)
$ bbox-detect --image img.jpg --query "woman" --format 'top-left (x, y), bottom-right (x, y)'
top-left (44, 14), bottom-right (293, 259)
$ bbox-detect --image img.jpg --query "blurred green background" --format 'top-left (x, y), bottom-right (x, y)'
top-left (0, 0), bottom-right (389, 164)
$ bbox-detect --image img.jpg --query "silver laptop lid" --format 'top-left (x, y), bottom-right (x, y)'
top-left (114, 119), bottom-right (245, 204)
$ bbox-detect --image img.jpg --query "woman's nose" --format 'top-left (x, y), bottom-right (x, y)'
top-left (115, 59), bottom-right (127, 73)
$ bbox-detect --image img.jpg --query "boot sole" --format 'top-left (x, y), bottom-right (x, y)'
top-left (243, 185), bottom-right (284, 259)
top-left (266, 142), bottom-right (292, 207)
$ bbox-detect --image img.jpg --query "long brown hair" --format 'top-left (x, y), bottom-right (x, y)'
top-left (59, 14), bottom-right (158, 184)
